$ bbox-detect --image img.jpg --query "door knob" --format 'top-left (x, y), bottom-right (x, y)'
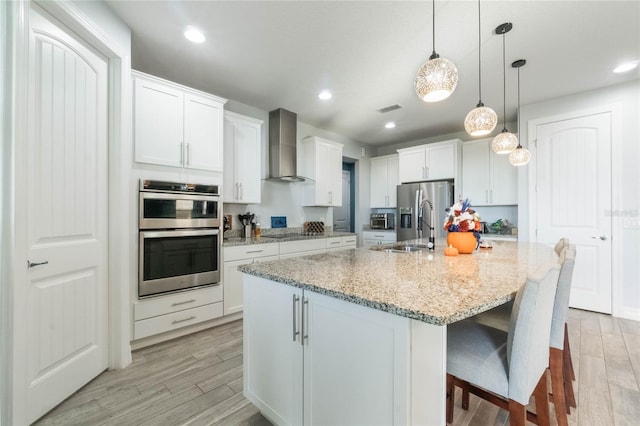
top-left (591, 235), bottom-right (608, 241)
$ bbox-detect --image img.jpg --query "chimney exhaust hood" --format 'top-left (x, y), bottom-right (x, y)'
top-left (268, 108), bottom-right (305, 182)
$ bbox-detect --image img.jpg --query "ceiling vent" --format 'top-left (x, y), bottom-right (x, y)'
top-left (377, 104), bottom-right (402, 113)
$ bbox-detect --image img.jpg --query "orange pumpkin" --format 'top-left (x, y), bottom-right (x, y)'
top-left (444, 245), bottom-right (459, 256)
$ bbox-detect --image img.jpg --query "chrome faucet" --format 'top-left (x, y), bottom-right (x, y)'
top-left (418, 198), bottom-right (436, 251)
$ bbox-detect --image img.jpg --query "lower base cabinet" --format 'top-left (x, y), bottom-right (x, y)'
top-left (243, 275), bottom-right (410, 425)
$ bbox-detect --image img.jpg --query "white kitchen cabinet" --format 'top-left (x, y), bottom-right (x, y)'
top-left (279, 239), bottom-right (327, 259)
top-left (223, 111), bottom-right (263, 203)
top-left (370, 154), bottom-right (399, 208)
top-left (133, 71), bottom-right (226, 171)
top-left (462, 138), bottom-right (517, 206)
top-left (362, 230), bottom-right (397, 248)
top-left (300, 136), bottom-right (343, 206)
top-left (223, 243), bottom-right (279, 316)
top-left (326, 235), bottom-right (357, 252)
top-left (397, 139), bottom-right (461, 183)
top-left (133, 285), bottom-right (223, 339)
top-left (244, 275), bottom-right (409, 425)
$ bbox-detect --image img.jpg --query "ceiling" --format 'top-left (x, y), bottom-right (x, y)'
top-left (106, 0), bottom-right (640, 147)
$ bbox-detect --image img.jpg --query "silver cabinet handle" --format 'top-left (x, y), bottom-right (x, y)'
top-left (186, 143), bottom-right (191, 166)
top-left (592, 235), bottom-right (609, 241)
top-left (172, 316), bottom-right (196, 324)
top-left (245, 249), bottom-right (264, 254)
top-left (28, 260), bottom-right (49, 268)
top-left (239, 182), bottom-right (243, 200)
top-left (180, 142), bottom-right (184, 165)
top-left (301, 297), bottom-right (309, 346)
top-left (292, 294), bottom-right (300, 342)
top-left (172, 299), bottom-right (196, 306)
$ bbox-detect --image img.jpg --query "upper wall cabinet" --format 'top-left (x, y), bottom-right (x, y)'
top-left (397, 139), bottom-right (461, 184)
top-left (133, 71), bottom-right (227, 171)
top-left (300, 136), bottom-right (343, 207)
top-left (461, 138), bottom-right (517, 206)
top-left (370, 154), bottom-right (399, 208)
top-left (223, 111), bottom-right (263, 204)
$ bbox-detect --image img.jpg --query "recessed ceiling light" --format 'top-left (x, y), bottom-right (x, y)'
top-left (318, 90), bottom-right (332, 100)
top-left (613, 61), bottom-right (638, 73)
top-left (184, 27), bottom-right (205, 43)
top-left (385, 122), bottom-right (396, 129)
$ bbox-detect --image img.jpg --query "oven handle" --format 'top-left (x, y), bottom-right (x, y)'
top-left (140, 191), bottom-right (220, 202)
top-left (140, 229), bottom-right (220, 238)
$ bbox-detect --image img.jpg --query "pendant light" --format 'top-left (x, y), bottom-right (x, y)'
top-left (491, 23), bottom-right (518, 154)
top-left (464, 0), bottom-right (497, 136)
top-left (414, 0), bottom-right (458, 102)
top-left (509, 59), bottom-right (531, 166)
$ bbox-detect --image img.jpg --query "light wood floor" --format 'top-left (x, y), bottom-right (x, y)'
top-left (36, 309), bottom-right (639, 426)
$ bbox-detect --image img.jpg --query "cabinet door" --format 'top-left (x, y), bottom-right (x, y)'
top-left (489, 150), bottom-right (518, 205)
top-left (398, 147), bottom-right (426, 183)
top-left (425, 144), bottom-right (455, 180)
top-left (183, 92), bottom-right (223, 171)
top-left (370, 156), bottom-right (389, 207)
top-left (303, 291), bottom-right (409, 425)
top-left (386, 155), bottom-right (399, 207)
top-left (223, 116), bottom-right (238, 202)
top-left (235, 119), bottom-right (262, 203)
top-left (244, 276), bottom-right (303, 426)
top-left (223, 255), bottom-right (277, 315)
top-left (134, 77), bottom-right (183, 167)
top-left (462, 141), bottom-right (490, 205)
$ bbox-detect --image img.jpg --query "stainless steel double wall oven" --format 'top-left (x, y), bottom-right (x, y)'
top-left (139, 180), bottom-right (221, 298)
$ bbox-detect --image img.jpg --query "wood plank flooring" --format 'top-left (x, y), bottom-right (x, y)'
top-left (36, 309), bottom-right (639, 426)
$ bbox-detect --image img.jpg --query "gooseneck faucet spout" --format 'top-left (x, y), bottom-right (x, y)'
top-left (419, 198), bottom-right (436, 251)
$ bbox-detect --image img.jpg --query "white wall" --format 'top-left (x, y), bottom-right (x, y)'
top-left (223, 100), bottom-right (373, 241)
top-left (518, 79), bottom-right (640, 320)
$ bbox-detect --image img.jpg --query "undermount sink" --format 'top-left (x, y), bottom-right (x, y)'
top-left (385, 243), bottom-right (431, 253)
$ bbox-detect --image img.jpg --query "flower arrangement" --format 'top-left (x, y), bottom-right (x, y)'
top-left (443, 199), bottom-right (481, 233)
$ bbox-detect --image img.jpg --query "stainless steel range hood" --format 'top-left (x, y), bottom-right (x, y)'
top-left (268, 108), bottom-right (305, 182)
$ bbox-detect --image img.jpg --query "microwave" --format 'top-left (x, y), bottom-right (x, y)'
top-left (370, 213), bottom-right (395, 230)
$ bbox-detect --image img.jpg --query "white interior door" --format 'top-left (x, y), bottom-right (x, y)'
top-left (25, 6), bottom-right (109, 423)
top-left (534, 112), bottom-right (612, 313)
top-left (333, 170), bottom-right (351, 232)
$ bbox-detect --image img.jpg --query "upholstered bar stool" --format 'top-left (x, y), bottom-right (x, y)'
top-left (458, 243), bottom-right (577, 425)
top-left (446, 264), bottom-right (560, 426)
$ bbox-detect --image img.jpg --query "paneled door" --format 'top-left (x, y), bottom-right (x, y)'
top-left (24, 6), bottom-right (109, 423)
top-left (333, 170), bottom-right (351, 232)
top-left (534, 112), bottom-right (612, 313)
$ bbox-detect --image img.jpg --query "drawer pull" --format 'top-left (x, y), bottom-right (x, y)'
top-left (172, 316), bottom-right (196, 324)
top-left (246, 250), bottom-right (264, 254)
top-left (172, 299), bottom-right (196, 307)
top-left (329, 241), bottom-right (341, 245)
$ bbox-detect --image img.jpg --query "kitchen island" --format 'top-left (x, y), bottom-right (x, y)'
top-left (239, 239), bottom-right (558, 425)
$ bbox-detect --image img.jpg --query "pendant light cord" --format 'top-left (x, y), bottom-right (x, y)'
top-left (502, 32), bottom-right (506, 130)
top-left (477, 0), bottom-right (482, 104)
top-left (517, 66), bottom-right (521, 145)
top-left (431, 0), bottom-right (436, 56)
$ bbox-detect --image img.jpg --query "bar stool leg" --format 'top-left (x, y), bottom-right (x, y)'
top-left (550, 348), bottom-right (569, 426)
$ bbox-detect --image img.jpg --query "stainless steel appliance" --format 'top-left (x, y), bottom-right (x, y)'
top-left (396, 181), bottom-right (454, 248)
top-left (139, 180), bottom-right (221, 298)
top-left (370, 213), bottom-right (395, 230)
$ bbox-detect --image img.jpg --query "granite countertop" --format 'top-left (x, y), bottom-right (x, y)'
top-left (238, 239), bottom-right (558, 326)
top-left (223, 231), bottom-right (356, 247)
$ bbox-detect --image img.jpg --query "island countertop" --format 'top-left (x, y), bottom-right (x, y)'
top-left (238, 238), bottom-right (558, 325)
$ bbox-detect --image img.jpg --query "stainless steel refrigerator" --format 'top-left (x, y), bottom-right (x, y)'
top-left (396, 180), bottom-right (454, 244)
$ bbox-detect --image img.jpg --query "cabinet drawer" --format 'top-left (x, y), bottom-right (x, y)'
top-left (134, 285), bottom-right (223, 321)
top-left (362, 231), bottom-right (396, 242)
top-left (342, 236), bottom-right (357, 248)
top-left (279, 239), bottom-right (327, 255)
top-left (134, 302), bottom-right (223, 340)
top-left (224, 243), bottom-right (279, 261)
top-left (326, 237), bottom-right (343, 249)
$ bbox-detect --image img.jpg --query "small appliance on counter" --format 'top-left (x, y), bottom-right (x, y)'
top-left (238, 212), bottom-right (255, 238)
top-left (370, 213), bottom-right (395, 230)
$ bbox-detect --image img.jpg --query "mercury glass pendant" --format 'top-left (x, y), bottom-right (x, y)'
top-left (465, 0), bottom-right (497, 136)
top-left (491, 23), bottom-right (518, 154)
top-left (414, 0), bottom-right (458, 102)
top-left (509, 59), bottom-right (531, 167)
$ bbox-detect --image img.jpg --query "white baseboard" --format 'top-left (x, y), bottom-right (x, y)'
top-left (614, 307), bottom-right (640, 322)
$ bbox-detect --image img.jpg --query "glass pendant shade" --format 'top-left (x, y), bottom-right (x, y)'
top-left (415, 56), bottom-right (459, 102)
top-left (464, 105), bottom-right (498, 136)
top-left (509, 145), bottom-right (531, 166)
top-left (492, 130), bottom-right (518, 154)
